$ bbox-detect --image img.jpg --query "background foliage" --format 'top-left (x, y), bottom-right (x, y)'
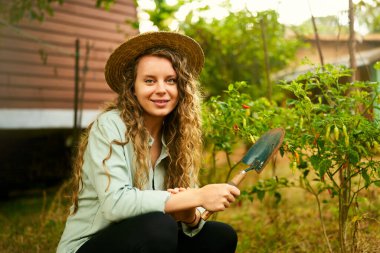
top-left (180, 9), bottom-right (301, 98)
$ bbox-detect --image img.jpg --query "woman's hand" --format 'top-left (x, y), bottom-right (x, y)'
top-left (167, 188), bottom-right (196, 223)
top-left (164, 184), bottom-right (240, 217)
top-left (197, 184), bottom-right (240, 212)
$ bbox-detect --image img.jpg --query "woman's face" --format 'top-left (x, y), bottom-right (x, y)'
top-left (134, 55), bottom-right (179, 123)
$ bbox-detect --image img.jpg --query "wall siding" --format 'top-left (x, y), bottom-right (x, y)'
top-left (0, 0), bottom-right (137, 110)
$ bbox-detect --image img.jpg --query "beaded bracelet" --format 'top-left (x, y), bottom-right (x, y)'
top-left (184, 209), bottom-right (200, 227)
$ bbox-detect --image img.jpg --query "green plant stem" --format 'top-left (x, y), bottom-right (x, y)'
top-left (349, 181), bottom-right (380, 209)
top-left (332, 162), bottom-right (346, 177)
top-left (350, 174), bottom-right (363, 253)
top-left (338, 161), bottom-right (352, 253)
top-left (339, 191), bottom-right (346, 253)
top-left (314, 192), bottom-right (333, 253)
top-left (360, 92), bottom-right (378, 117)
top-left (224, 150), bottom-right (235, 183)
top-left (347, 162), bottom-right (380, 182)
top-left (326, 171), bottom-right (340, 189)
top-left (303, 178), bottom-right (333, 253)
top-left (207, 146), bottom-right (217, 184)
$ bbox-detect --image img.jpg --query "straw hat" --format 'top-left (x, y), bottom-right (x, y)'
top-left (105, 31), bottom-right (205, 94)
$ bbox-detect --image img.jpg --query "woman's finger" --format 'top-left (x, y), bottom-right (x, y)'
top-left (167, 188), bottom-right (180, 194)
top-left (228, 185), bottom-right (240, 197)
top-left (226, 194), bottom-right (236, 203)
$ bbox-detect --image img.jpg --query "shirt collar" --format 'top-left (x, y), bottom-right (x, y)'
top-left (148, 134), bottom-right (168, 149)
top-left (148, 134), bottom-right (169, 164)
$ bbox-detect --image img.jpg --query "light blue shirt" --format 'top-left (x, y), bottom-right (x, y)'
top-left (57, 109), bottom-right (205, 253)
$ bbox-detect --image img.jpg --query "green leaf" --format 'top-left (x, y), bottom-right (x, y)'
top-left (310, 155), bottom-right (320, 169)
top-left (348, 150), bottom-right (360, 164)
top-left (319, 159), bottom-right (331, 177)
top-left (309, 155), bottom-right (331, 178)
top-left (257, 190), bottom-right (265, 201)
top-left (361, 170), bottom-right (371, 187)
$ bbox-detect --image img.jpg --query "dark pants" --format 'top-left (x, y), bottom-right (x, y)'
top-left (76, 212), bottom-right (238, 253)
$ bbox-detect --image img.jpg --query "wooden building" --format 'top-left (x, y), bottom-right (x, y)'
top-left (0, 0), bottom-right (137, 128)
top-left (0, 0), bottom-right (138, 195)
top-left (278, 34), bottom-right (380, 82)
top-left (276, 33), bottom-right (380, 119)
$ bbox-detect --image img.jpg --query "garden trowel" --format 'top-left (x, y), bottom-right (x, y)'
top-left (201, 128), bottom-right (285, 220)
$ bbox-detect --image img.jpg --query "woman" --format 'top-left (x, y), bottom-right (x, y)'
top-left (57, 31), bottom-right (240, 253)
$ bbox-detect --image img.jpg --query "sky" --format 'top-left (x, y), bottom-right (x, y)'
top-left (137, 0), bottom-right (354, 32)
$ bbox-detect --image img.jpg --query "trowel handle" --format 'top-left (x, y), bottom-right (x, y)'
top-left (201, 171), bottom-right (247, 220)
top-left (228, 170), bottom-right (247, 187)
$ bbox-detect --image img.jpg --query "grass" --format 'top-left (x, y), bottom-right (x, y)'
top-left (0, 183), bottom-right (70, 253)
top-left (216, 187), bottom-right (380, 252)
top-left (0, 166), bottom-right (379, 253)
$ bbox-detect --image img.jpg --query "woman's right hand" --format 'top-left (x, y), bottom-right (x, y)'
top-left (197, 184), bottom-right (240, 212)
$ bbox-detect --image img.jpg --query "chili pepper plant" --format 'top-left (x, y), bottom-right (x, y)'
top-left (201, 81), bottom-right (289, 185)
top-left (279, 64), bottom-right (380, 253)
top-left (201, 64), bottom-right (380, 253)
top-left (201, 81), bottom-right (293, 212)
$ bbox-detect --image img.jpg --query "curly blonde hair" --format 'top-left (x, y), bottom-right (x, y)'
top-left (71, 47), bottom-right (203, 214)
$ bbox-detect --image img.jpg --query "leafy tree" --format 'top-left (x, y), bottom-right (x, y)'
top-left (356, 0), bottom-right (380, 33)
top-left (143, 0), bottom-right (184, 31)
top-left (180, 9), bottom-right (302, 98)
top-left (290, 0), bottom-right (380, 35)
top-left (291, 15), bottom-right (349, 36)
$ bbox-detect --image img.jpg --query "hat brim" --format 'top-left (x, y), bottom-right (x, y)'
top-left (105, 31), bottom-right (204, 94)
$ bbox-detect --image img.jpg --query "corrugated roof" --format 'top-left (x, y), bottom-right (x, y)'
top-left (274, 47), bottom-right (380, 81)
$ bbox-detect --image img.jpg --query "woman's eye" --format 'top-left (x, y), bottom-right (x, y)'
top-left (145, 79), bottom-right (154, 84)
top-left (167, 78), bottom-right (177, 84)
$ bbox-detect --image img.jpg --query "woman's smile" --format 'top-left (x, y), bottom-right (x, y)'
top-left (150, 99), bottom-right (170, 107)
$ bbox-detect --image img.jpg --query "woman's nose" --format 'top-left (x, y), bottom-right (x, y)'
top-left (155, 80), bottom-right (166, 93)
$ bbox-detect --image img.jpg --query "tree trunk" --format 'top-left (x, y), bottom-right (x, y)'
top-left (311, 15), bottom-right (324, 66)
top-left (348, 0), bottom-right (357, 81)
top-left (260, 18), bottom-right (271, 102)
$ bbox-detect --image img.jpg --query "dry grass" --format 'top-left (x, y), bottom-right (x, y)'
top-left (0, 160), bottom-right (379, 253)
top-left (207, 149), bottom-right (380, 253)
top-left (215, 188), bottom-right (380, 253)
top-left (0, 182), bottom-right (71, 253)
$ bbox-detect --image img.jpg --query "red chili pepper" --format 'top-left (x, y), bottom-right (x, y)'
top-left (242, 104), bottom-right (250, 109)
top-left (294, 151), bottom-right (300, 165)
top-left (313, 133), bottom-right (320, 146)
